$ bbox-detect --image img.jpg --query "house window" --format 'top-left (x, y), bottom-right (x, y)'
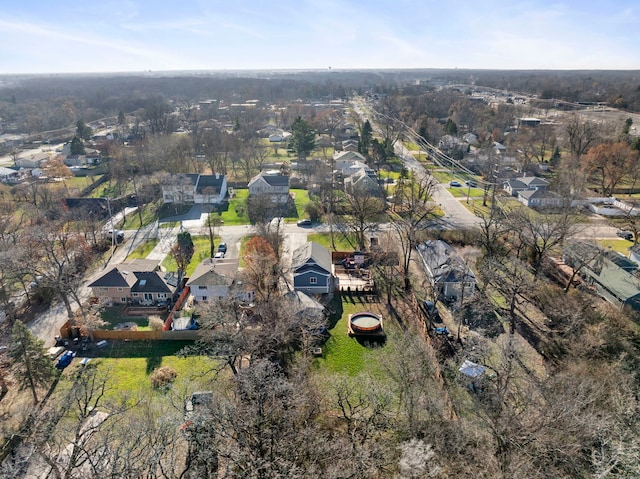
top-left (132, 293), bottom-right (139, 297)
top-left (117, 287), bottom-right (123, 292)
top-left (310, 277), bottom-right (317, 284)
top-left (201, 296), bottom-right (207, 302)
top-left (121, 298), bottom-right (127, 303)
top-left (198, 285), bottom-right (207, 290)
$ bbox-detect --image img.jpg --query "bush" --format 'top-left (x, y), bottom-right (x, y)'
top-left (148, 315), bottom-right (164, 331)
top-left (150, 366), bottom-right (177, 389)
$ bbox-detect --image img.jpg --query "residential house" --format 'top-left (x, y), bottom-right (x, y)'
top-left (248, 171), bottom-right (290, 203)
top-left (186, 258), bottom-right (254, 303)
top-left (87, 259), bottom-right (175, 305)
top-left (257, 124), bottom-right (279, 137)
top-left (63, 154), bottom-right (87, 167)
top-left (492, 142), bottom-right (507, 155)
top-left (518, 117), bottom-right (541, 128)
top-left (334, 150), bottom-right (367, 171)
top-left (629, 244), bottom-right (640, 266)
top-left (341, 139), bottom-right (359, 152)
top-left (162, 173), bottom-right (227, 205)
top-left (334, 150), bottom-right (365, 162)
top-left (438, 135), bottom-right (468, 155)
top-left (416, 240), bottom-right (476, 300)
top-left (15, 153), bottom-right (49, 169)
top-left (517, 189), bottom-right (564, 208)
top-left (344, 167), bottom-right (381, 195)
top-left (0, 133), bottom-right (26, 149)
top-left (503, 176), bottom-right (550, 196)
top-left (283, 290), bottom-right (326, 322)
top-left (564, 241), bottom-right (640, 310)
top-left (292, 242), bottom-right (336, 295)
top-left (0, 166), bottom-right (20, 184)
top-left (463, 132), bottom-right (479, 146)
top-left (268, 131), bottom-right (291, 143)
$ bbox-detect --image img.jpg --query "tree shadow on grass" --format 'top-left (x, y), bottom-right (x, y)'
top-left (324, 294), bottom-right (344, 330)
top-left (146, 355), bottom-right (162, 374)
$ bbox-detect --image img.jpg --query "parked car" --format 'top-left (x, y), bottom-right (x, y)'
top-left (217, 243), bottom-right (227, 253)
top-left (55, 350), bottom-right (76, 369)
top-left (106, 229), bottom-right (125, 244)
top-left (449, 180), bottom-right (462, 187)
top-left (617, 230), bottom-right (634, 241)
top-left (465, 180), bottom-right (477, 187)
top-left (297, 219), bottom-right (312, 227)
top-left (214, 251), bottom-right (225, 259)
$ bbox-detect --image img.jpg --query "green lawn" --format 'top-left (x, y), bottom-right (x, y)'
top-left (289, 189), bottom-right (311, 221)
top-left (448, 186), bottom-right (485, 198)
top-left (307, 232), bottom-right (359, 251)
top-left (161, 235), bottom-right (216, 275)
top-left (125, 239), bottom-right (159, 260)
top-left (431, 170), bottom-right (456, 183)
top-left (67, 341), bottom-right (220, 401)
top-left (378, 170), bottom-right (401, 181)
top-left (597, 239), bottom-right (633, 254)
top-left (219, 189), bottom-right (250, 225)
top-left (312, 295), bottom-right (388, 377)
top-left (99, 306), bottom-right (160, 330)
top-left (120, 200), bottom-right (163, 229)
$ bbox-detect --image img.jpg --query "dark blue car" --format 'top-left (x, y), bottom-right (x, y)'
top-left (56, 350), bottom-right (76, 369)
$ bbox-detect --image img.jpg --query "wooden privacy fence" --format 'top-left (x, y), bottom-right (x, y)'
top-left (91, 329), bottom-right (200, 341)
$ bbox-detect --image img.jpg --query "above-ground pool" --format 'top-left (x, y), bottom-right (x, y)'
top-left (349, 311), bottom-right (383, 334)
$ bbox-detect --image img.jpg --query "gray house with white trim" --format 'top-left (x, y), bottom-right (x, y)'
top-left (416, 240), bottom-right (476, 300)
top-left (162, 173), bottom-right (227, 205)
top-left (248, 171), bottom-right (290, 203)
top-left (292, 242), bottom-right (336, 295)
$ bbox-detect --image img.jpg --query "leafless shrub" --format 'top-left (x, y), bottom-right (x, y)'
top-left (150, 366), bottom-right (177, 389)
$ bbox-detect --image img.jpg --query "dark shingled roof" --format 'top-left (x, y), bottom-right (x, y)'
top-left (195, 174), bottom-right (225, 194)
top-left (261, 174), bottom-right (289, 187)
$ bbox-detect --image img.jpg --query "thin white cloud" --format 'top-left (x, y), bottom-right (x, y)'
top-left (0, 18), bottom-right (157, 58)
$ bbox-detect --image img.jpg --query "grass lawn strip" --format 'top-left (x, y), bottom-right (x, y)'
top-left (307, 232), bottom-right (359, 251)
top-left (125, 238), bottom-right (160, 260)
top-left (312, 295), bottom-right (393, 378)
top-left (161, 235), bottom-right (216, 276)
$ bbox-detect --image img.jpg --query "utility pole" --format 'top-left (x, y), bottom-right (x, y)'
top-left (106, 197), bottom-right (116, 254)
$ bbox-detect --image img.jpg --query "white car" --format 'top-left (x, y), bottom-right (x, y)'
top-left (214, 251), bottom-right (225, 259)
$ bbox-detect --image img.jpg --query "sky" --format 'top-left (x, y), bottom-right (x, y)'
top-left (0, 0), bottom-right (638, 74)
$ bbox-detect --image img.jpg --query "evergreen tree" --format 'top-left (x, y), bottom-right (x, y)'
top-left (117, 110), bottom-right (126, 125)
top-left (70, 136), bottom-right (86, 155)
top-left (359, 119), bottom-right (373, 155)
top-left (9, 320), bottom-right (57, 404)
top-left (289, 116), bottom-right (315, 160)
top-left (444, 118), bottom-right (458, 135)
top-left (76, 119), bottom-right (92, 140)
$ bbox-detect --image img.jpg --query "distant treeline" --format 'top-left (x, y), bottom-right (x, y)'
top-left (1, 69), bottom-right (639, 135)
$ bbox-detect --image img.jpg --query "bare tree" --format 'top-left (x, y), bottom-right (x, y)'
top-left (338, 185), bottom-right (386, 251)
top-left (506, 206), bottom-right (579, 277)
top-left (390, 172), bottom-right (439, 290)
top-left (565, 114), bottom-right (600, 163)
top-left (22, 222), bottom-right (92, 321)
top-left (479, 256), bottom-right (533, 334)
top-left (583, 141), bottom-right (638, 196)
